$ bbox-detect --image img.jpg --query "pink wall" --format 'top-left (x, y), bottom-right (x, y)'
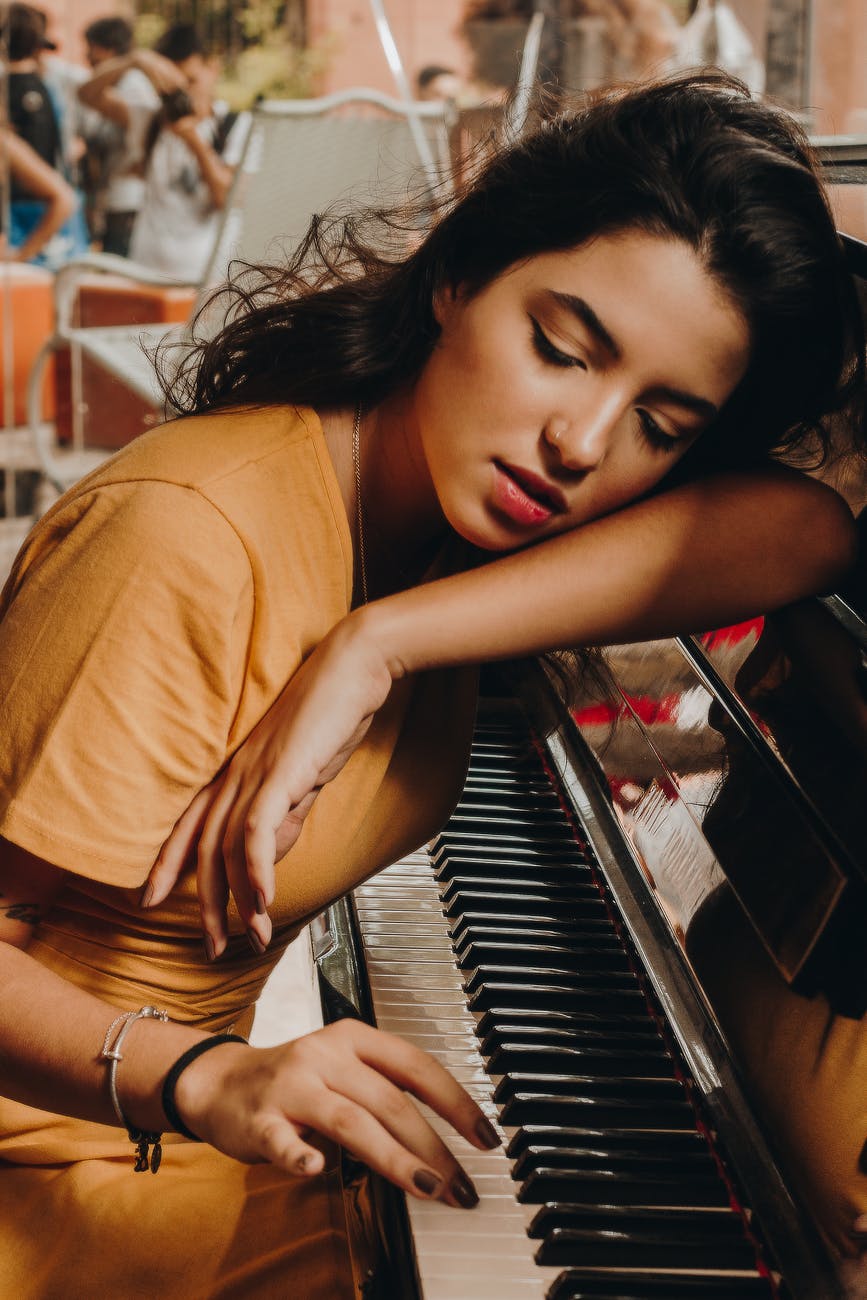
top-left (308, 0), bottom-right (472, 98)
top-left (39, 0), bottom-right (131, 65)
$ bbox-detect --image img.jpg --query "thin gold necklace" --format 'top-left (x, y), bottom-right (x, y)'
top-left (352, 402), bottom-right (368, 604)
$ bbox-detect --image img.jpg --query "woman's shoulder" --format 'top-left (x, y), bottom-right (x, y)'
top-left (88, 404), bottom-right (324, 493)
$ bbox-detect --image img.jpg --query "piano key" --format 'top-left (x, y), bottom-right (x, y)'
top-left (511, 1144), bottom-right (720, 1180)
top-left (499, 1090), bottom-right (698, 1129)
top-left (517, 1165), bottom-right (730, 1207)
top-left (347, 714), bottom-right (781, 1298)
top-left (464, 966), bottom-right (640, 999)
top-left (506, 1126), bottom-right (712, 1161)
top-left (531, 1205), bottom-right (758, 1270)
top-left (485, 1043), bottom-right (676, 1078)
top-left (546, 1272), bottom-right (775, 1299)
top-left (451, 918), bottom-right (618, 945)
top-left (457, 939), bottom-right (631, 970)
top-left (468, 982), bottom-right (649, 1014)
top-left (443, 890), bottom-right (607, 918)
top-left (479, 1021), bottom-right (665, 1053)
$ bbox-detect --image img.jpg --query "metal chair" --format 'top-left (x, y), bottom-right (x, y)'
top-left (27, 89), bottom-right (452, 495)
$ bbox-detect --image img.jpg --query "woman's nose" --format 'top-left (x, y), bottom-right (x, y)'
top-left (543, 392), bottom-right (622, 470)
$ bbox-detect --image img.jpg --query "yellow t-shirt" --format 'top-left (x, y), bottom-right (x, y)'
top-left (0, 405), bottom-right (476, 1298)
top-left (0, 401), bottom-right (476, 1040)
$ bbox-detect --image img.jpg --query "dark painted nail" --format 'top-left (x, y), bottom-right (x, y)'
top-left (450, 1171), bottom-right (479, 1208)
top-left (246, 928), bottom-right (266, 955)
top-left (139, 882), bottom-right (154, 909)
top-left (203, 934), bottom-right (216, 963)
top-left (412, 1168), bottom-right (441, 1196)
top-left (254, 890), bottom-right (267, 915)
top-left (475, 1116), bottom-right (501, 1149)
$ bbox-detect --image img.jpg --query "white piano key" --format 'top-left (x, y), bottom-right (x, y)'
top-left (354, 847), bottom-right (562, 1300)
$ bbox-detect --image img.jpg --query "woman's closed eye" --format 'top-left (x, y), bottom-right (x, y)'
top-left (636, 408), bottom-right (682, 454)
top-left (530, 317), bottom-right (587, 370)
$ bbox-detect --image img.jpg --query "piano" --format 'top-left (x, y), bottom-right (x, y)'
top-left (314, 237), bottom-right (867, 1300)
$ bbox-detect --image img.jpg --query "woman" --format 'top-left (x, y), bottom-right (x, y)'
top-left (0, 74), bottom-right (863, 1295)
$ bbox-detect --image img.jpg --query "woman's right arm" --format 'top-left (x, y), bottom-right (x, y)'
top-left (0, 835), bottom-right (494, 1204)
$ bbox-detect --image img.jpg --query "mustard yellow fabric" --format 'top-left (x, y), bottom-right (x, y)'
top-left (0, 405), bottom-right (477, 1296)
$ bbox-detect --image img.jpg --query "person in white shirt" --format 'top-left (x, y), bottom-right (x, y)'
top-left (78, 23), bottom-right (249, 280)
top-left (82, 16), bottom-right (160, 257)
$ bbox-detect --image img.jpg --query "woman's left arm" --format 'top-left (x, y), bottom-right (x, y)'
top-left (146, 466), bottom-right (855, 947)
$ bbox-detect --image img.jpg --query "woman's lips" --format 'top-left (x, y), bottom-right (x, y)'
top-left (492, 460), bottom-right (568, 527)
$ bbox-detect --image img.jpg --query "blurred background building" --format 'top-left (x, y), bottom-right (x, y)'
top-left (23, 0), bottom-right (867, 137)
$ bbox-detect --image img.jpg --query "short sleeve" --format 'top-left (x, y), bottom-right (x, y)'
top-left (0, 480), bottom-right (253, 886)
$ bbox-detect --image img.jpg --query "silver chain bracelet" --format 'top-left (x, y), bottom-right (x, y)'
top-left (100, 1005), bottom-right (170, 1173)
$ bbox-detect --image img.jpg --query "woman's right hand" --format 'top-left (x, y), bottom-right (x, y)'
top-left (173, 1019), bottom-right (499, 1207)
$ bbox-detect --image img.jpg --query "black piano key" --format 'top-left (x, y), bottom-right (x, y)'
top-left (494, 1073), bottom-right (686, 1103)
top-left (451, 918), bottom-right (617, 946)
top-left (531, 1205), bottom-right (757, 1269)
top-left (486, 1042), bottom-right (676, 1079)
top-left (443, 890), bottom-right (608, 919)
top-left (546, 1272), bottom-right (774, 1299)
top-left (464, 964), bottom-right (639, 998)
top-left (499, 1090), bottom-right (697, 1129)
top-left (442, 878), bottom-right (601, 908)
top-left (507, 1125), bottom-right (711, 1161)
top-left (435, 830), bottom-right (586, 857)
top-left (448, 908), bottom-right (610, 941)
top-left (480, 1020), bottom-right (664, 1054)
top-left (512, 1142), bottom-right (719, 1178)
top-left (457, 939), bottom-right (629, 972)
top-left (436, 857), bottom-right (590, 885)
top-left (445, 821), bottom-right (577, 843)
top-left (476, 1007), bottom-right (654, 1042)
top-left (517, 1165), bottom-right (729, 1207)
top-left (468, 982), bottom-right (649, 1015)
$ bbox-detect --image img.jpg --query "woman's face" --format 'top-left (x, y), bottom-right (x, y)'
top-left (410, 230), bottom-right (751, 552)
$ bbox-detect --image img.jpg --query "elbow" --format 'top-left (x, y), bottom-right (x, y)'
top-left (803, 480), bottom-right (858, 594)
top-left (57, 184), bottom-right (76, 224)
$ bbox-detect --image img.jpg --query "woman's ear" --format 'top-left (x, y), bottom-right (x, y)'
top-left (432, 279), bottom-right (465, 327)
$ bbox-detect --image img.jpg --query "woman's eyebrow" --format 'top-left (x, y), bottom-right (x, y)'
top-left (550, 291), bottom-right (621, 359)
top-left (549, 290), bottom-right (719, 419)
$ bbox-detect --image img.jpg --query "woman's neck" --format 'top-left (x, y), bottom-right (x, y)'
top-left (320, 394), bottom-right (447, 602)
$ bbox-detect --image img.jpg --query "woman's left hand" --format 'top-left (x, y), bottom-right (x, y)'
top-left (142, 611), bottom-right (396, 957)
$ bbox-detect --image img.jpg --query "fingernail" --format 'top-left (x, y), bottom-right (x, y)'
top-left (474, 1116), bottom-right (501, 1149)
top-left (412, 1168), bottom-right (442, 1197)
top-left (246, 928), bottom-right (266, 955)
top-left (203, 934), bottom-right (216, 963)
top-left (450, 1171), bottom-right (479, 1208)
top-left (295, 1153), bottom-right (314, 1173)
top-left (254, 890), bottom-right (267, 915)
top-left (139, 882), bottom-right (154, 909)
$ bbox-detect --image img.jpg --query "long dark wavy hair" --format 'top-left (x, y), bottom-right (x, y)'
top-left (162, 71), bottom-right (865, 474)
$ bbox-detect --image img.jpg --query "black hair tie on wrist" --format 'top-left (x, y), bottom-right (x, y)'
top-left (161, 1034), bottom-right (248, 1141)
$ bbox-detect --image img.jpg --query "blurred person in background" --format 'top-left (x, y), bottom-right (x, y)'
top-left (0, 126), bottom-right (75, 263)
top-left (78, 23), bottom-right (249, 280)
top-left (416, 63), bottom-right (464, 102)
top-left (0, 2), bottom-right (89, 267)
top-left (81, 16), bottom-right (159, 256)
